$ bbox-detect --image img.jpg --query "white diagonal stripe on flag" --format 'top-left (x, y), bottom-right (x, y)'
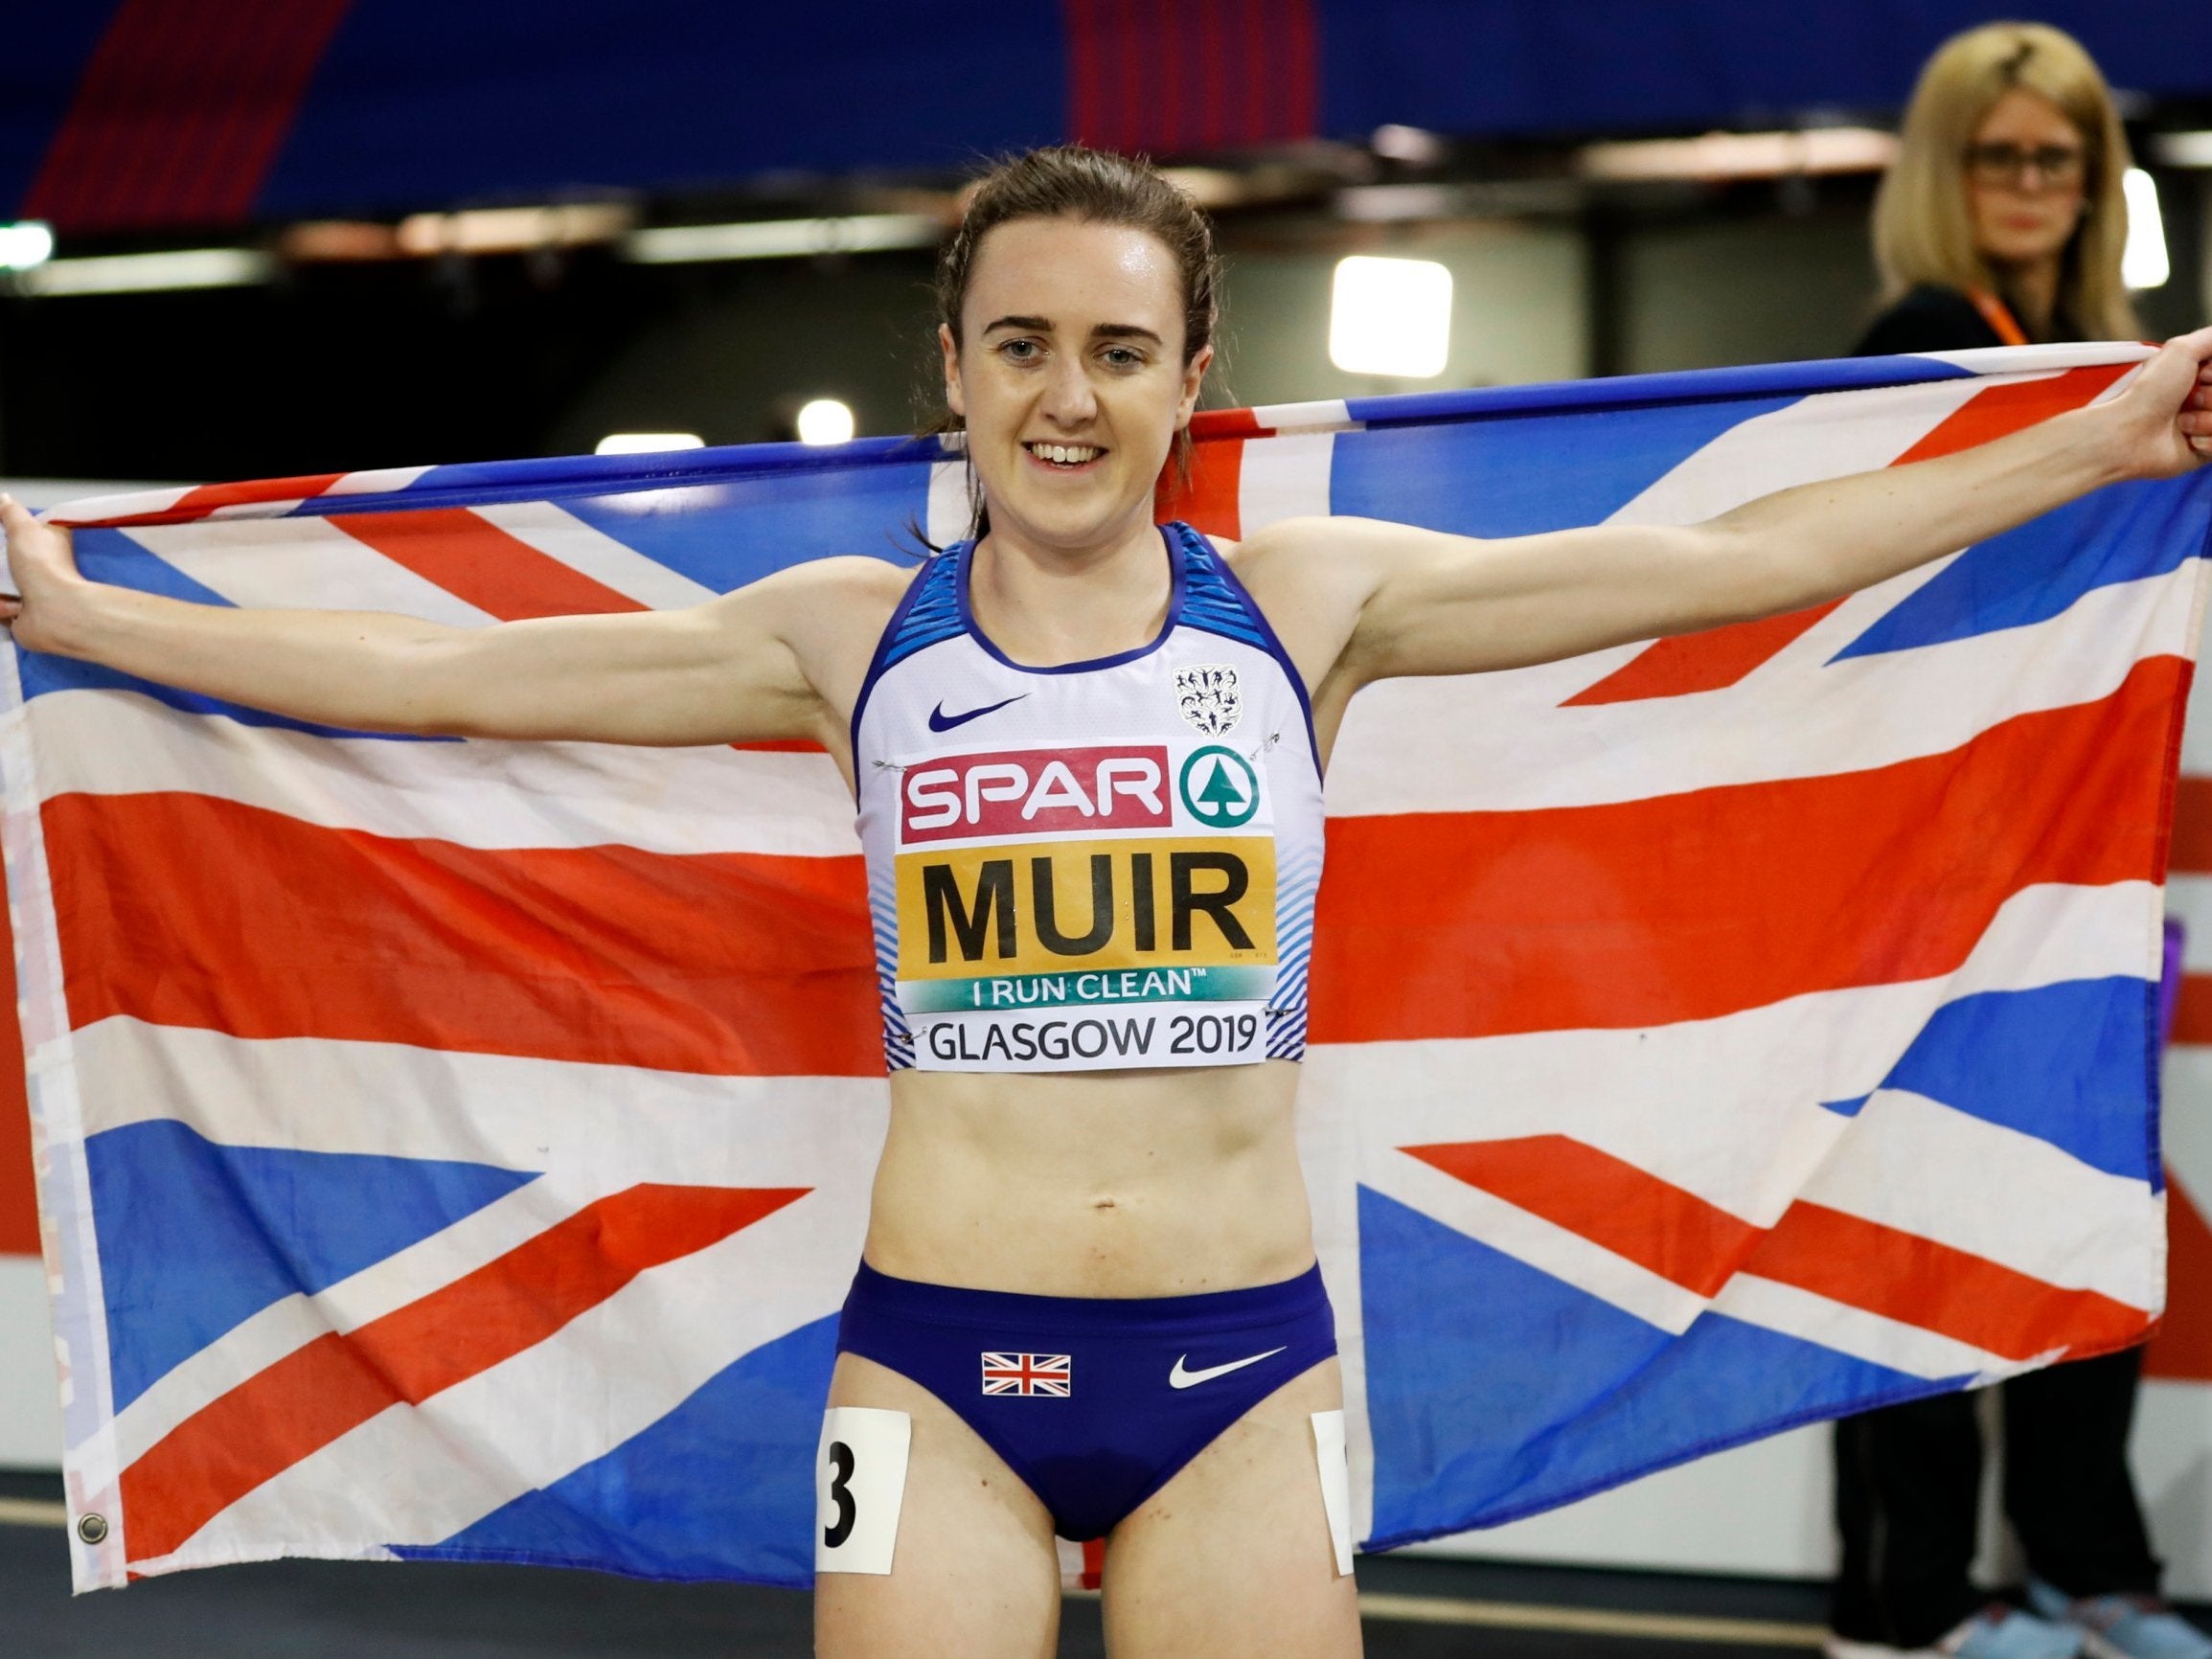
top-left (120, 517), bottom-right (498, 626)
top-left (30, 687), bottom-right (860, 856)
top-left (468, 500), bottom-right (720, 610)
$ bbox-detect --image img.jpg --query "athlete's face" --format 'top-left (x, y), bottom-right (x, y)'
top-left (944, 217), bottom-right (1211, 555)
top-left (1965, 88), bottom-right (2089, 274)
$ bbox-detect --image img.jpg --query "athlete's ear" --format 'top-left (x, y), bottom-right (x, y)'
top-left (940, 323), bottom-right (966, 420)
top-left (1176, 342), bottom-right (1214, 430)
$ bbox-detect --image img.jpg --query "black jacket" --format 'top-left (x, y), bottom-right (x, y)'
top-left (1852, 284), bottom-right (2078, 356)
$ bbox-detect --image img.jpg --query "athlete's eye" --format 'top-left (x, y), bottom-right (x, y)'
top-left (1100, 346), bottom-right (1145, 370)
top-left (998, 338), bottom-right (1043, 364)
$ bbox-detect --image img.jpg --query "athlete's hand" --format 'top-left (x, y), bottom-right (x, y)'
top-left (0, 494), bottom-right (89, 656)
top-left (2120, 325), bottom-right (2212, 481)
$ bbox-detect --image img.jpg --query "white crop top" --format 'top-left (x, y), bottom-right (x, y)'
top-left (852, 522), bottom-right (1325, 1074)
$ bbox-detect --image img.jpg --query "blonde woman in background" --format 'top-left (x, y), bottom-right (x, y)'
top-left (1856, 20), bottom-right (2136, 355)
top-left (1830, 24), bottom-right (2208, 1659)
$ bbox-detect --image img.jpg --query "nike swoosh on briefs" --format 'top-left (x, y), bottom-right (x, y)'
top-left (927, 694), bottom-right (1029, 732)
top-left (1168, 1347), bottom-right (1288, 1389)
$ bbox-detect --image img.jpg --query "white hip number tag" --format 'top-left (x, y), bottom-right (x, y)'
top-left (1311, 1409), bottom-right (1354, 1577)
top-left (816, 1406), bottom-right (911, 1576)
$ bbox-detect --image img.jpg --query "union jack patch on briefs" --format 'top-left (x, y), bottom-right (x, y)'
top-left (981, 1352), bottom-right (1073, 1397)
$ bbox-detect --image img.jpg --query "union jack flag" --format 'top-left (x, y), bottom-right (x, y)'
top-left (7, 342), bottom-right (2202, 1593)
top-left (980, 1353), bottom-right (1074, 1398)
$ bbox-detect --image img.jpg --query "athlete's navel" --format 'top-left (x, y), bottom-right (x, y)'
top-left (1090, 1194), bottom-right (1119, 1211)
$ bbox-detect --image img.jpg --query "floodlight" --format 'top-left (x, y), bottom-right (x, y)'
top-left (596, 433), bottom-right (705, 455)
top-left (796, 398), bottom-right (855, 445)
top-left (1329, 256), bottom-right (1451, 378)
top-left (2123, 169), bottom-right (2169, 290)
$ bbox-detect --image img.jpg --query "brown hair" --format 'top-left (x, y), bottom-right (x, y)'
top-left (926, 146), bottom-right (1221, 542)
top-left (1872, 21), bottom-right (2139, 340)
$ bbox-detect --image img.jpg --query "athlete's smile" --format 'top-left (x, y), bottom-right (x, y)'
top-left (1021, 440), bottom-right (1107, 473)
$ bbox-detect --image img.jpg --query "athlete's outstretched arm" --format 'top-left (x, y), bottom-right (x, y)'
top-left (0, 496), bottom-right (899, 747)
top-left (1248, 328), bottom-right (2212, 694)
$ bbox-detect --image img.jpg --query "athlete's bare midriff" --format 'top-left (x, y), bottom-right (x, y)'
top-left (860, 1058), bottom-right (1315, 1297)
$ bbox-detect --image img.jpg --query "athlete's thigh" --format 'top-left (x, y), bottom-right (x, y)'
top-left (815, 1351), bottom-right (1063, 1659)
top-left (1100, 1357), bottom-right (1361, 1659)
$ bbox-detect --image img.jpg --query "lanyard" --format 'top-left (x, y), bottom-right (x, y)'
top-left (1965, 288), bottom-right (2030, 347)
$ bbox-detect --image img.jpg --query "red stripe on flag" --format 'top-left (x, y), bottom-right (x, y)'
top-left (1889, 363), bottom-right (2136, 466)
top-left (48, 792), bottom-right (882, 1078)
top-left (1562, 363), bottom-right (2136, 707)
top-left (1311, 655), bottom-right (2184, 1044)
top-left (1405, 1137), bottom-right (1758, 1298)
top-left (1749, 1201), bottom-right (2149, 1362)
top-left (1156, 434), bottom-right (1244, 540)
top-left (1409, 1137), bottom-right (2151, 1362)
top-left (1561, 602), bottom-right (1845, 706)
top-left (326, 509), bottom-right (647, 621)
top-left (2170, 776), bottom-right (2212, 874)
top-left (119, 1181), bottom-right (806, 1563)
top-left (23, 0), bottom-right (354, 233)
top-left (167, 476), bottom-right (348, 521)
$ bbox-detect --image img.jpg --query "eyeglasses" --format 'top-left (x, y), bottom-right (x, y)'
top-left (1965, 142), bottom-right (2087, 187)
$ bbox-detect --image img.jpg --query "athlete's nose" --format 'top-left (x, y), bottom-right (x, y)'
top-left (1038, 351), bottom-right (1099, 425)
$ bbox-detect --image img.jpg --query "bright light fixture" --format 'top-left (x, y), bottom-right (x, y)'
top-left (397, 203), bottom-right (631, 257)
top-left (1329, 256), bottom-right (1452, 378)
top-left (0, 222), bottom-right (54, 271)
top-left (625, 215), bottom-right (940, 265)
top-left (596, 433), bottom-right (705, 455)
top-left (14, 247), bottom-right (271, 296)
top-left (2123, 169), bottom-right (2170, 290)
top-left (1578, 127), bottom-right (1898, 181)
top-left (796, 398), bottom-right (855, 445)
top-left (2150, 132), bottom-right (2212, 168)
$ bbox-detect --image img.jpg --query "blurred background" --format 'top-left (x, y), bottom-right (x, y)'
top-left (4, 0), bottom-right (2212, 1649)
top-left (0, 0), bottom-right (2203, 483)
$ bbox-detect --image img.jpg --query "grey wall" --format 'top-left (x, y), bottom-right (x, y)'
top-left (546, 253), bottom-right (942, 453)
top-left (1215, 218), bottom-right (1588, 406)
top-left (542, 178), bottom-right (2206, 453)
top-left (1613, 202), bottom-right (1881, 373)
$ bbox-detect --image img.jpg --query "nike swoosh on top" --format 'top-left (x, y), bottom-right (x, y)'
top-left (927, 693), bottom-right (1028, 733)
top-left (1168, 1346), bottom-right (1288, 1389)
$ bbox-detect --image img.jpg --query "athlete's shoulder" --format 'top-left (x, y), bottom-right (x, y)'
top-left (1222, 515), bottom-right (1410, 608)
top-left (735, 553), bottom-right (916, 637)
top-left (777, 553), bottom-right (922, 601)
top-left (1226, 514), bottom-right (1410, 564)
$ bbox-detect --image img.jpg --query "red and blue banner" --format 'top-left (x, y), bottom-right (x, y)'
top-left (3, 2), bottom-right (2209, 232)
top-left (7, 342), bottom-right (2205, 1591)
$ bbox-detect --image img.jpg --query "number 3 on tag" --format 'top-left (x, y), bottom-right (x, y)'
top-left (815, 1406), bottom-right (910, 1575)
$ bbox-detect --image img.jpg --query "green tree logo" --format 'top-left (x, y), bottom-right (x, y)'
top-left (1179, 746), bottom-right (1260, 829)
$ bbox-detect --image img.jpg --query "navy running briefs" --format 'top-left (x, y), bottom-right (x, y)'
top-left (834, 1261), bottom-right (1337, 1541)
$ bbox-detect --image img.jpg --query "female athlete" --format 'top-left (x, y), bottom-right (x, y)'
top-left (5, 147), bottom-right (2210, 1659)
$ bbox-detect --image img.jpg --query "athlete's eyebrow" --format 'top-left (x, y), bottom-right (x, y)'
top-left (978, 316), bottom-right (1165, 349)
